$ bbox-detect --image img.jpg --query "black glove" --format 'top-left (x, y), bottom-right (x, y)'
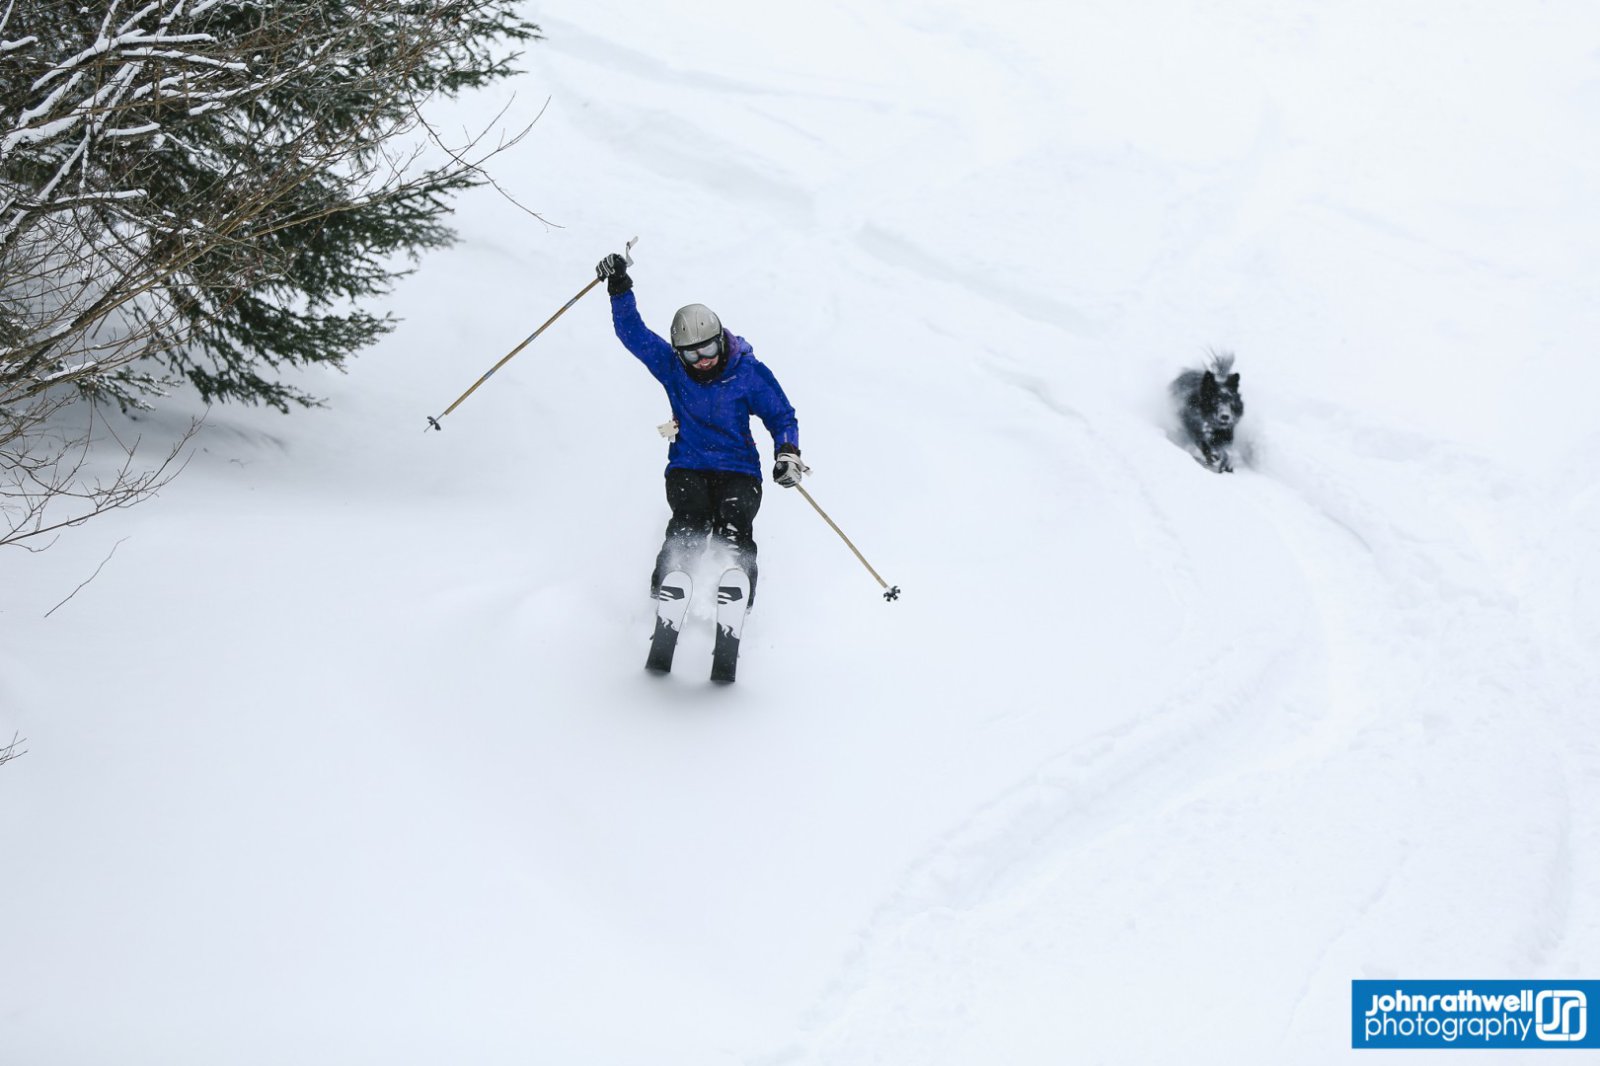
top-left (596, 253), bottom-right (632, 296)
top-left (773, 444), bottom-right (807, 488)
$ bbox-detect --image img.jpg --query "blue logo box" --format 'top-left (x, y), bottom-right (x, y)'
top-left (1354, 980), bottom-right (1600, 1049)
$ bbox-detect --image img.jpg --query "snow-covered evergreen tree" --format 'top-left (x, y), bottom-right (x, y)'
top-left (1, 0), bottom-right (540, 410)
top-left (0, 0), bottom-right (539, 544)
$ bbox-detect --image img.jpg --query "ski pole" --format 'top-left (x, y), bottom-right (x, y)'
top-left (794, 483), bottom-right (901, 602)
top-left (426, 237), bottom-right (637, 431)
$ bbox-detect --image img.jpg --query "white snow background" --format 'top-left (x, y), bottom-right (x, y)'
top-left (5, 1), bottom-right (1600, 1062)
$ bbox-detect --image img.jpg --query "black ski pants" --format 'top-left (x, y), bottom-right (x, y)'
top-left (652, 468), bottom-right (762, 605)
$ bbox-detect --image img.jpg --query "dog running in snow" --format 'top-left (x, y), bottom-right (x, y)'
top-left (1170, 352), bottom-right (1245, 473)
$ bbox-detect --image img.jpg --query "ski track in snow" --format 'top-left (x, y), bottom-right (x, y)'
top-left (773, 404), bottom-right (1589, 1063)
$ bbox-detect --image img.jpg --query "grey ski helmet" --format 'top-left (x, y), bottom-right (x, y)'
top-left (670, 303), bottom-right (723, 366)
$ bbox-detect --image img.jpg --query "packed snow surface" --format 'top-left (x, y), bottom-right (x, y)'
top-left (5, 1), bottom-right (1600, 1062)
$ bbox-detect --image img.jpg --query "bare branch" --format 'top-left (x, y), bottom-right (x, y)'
top-left (0, 733), bottom-right (25, 768)
top-left (1, 395), bottom-right (199, 549)
top-left (44, 535), bottom-right (127, 616)
top-left (408, 92), bottom-right (560, 228)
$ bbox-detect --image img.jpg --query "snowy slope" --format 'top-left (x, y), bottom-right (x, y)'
top-left (4, 1), bottom-right (1600, 1063)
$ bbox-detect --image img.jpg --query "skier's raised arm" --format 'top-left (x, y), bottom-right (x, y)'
top-left (597, 253), bottom-right (673, 382)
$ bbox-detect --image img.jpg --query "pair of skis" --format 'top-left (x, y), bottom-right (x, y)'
top-left (645, 568), bottom-right (750, 683)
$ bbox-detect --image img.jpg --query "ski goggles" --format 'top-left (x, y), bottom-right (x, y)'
top-left (675, 336), bottom-right (721, 364)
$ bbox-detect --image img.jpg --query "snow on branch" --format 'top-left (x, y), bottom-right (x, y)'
top-left (114, 48), bottom-right (242, 70)
top-left (31, 29), bottom-right (218, 94)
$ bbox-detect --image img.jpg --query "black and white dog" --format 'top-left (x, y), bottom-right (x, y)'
top-left (1170, 352), bottom-right (1245, 473)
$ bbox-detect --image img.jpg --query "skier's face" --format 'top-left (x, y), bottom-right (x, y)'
top-left (676, 335), bottom-right (722, 372)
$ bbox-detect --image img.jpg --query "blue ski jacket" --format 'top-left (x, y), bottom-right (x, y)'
top-left (611, 290), bottom-right (799, 479)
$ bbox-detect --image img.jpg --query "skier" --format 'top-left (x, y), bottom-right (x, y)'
top-left (595, 251), bottom-right (805, 619)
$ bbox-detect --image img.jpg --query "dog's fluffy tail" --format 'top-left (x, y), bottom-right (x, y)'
top-left (1169, 368), bottom-right (1204, 398)
top-left (1206, 349), bottom-right (1236, 377)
